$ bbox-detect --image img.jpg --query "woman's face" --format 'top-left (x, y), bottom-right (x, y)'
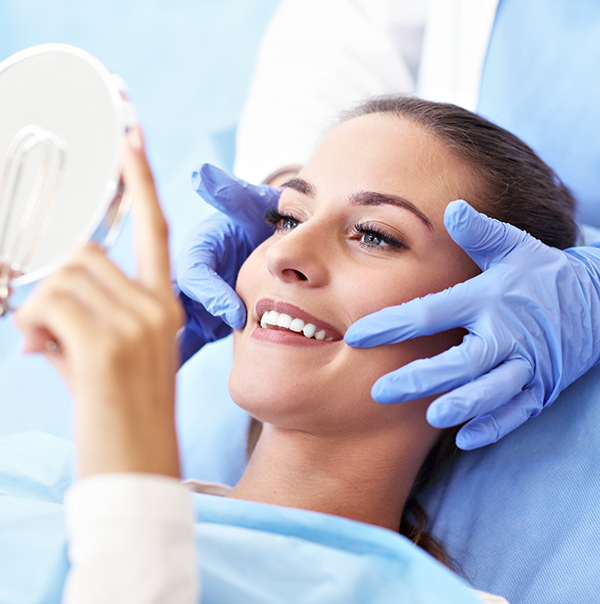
top-left (229, 113), bottom-right (480, 438)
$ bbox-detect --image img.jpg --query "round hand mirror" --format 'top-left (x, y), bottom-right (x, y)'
top-left (0, 44), bottom-right (134, 315)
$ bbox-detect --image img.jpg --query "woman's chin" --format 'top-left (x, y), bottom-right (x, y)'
top-left (229, 365), bottom-right (346, 434)
top-left (228, 363), bottom-right (315, 426)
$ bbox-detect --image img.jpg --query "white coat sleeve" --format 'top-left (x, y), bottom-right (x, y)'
top-left (234, 0), bottom-right (427, 184)
top-left (63, 473), bottom-right (199, 604)
top-left (474, 590), bottom-right (510, 604)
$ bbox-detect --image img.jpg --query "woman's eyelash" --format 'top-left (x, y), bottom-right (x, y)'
top-left (352, 222), bottom-right (407, 250)
top-left (264, 209), bottom-right (406, 250)
top-left (264, 208), bottom-right (300, 230)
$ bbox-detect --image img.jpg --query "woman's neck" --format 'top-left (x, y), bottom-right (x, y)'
top-left (228, 422), bottom-right (436, 532)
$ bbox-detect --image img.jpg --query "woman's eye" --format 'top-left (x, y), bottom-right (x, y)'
top-left (279, 216), bottom-right (300, 230)
top-left (264, 208), bottom-right (301, 231)
top-left (360, 231), bottom-right (387, 246)
top-left (353, 222), bottom-right (406, 251)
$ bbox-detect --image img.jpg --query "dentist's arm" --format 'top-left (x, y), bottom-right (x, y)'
top-left (345, 200), bottom-right (600, 450)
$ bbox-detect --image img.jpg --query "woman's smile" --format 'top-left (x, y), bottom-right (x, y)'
top-left (252, 298), bottom-right (344, 346)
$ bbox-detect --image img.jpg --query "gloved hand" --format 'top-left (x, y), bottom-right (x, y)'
top-left (176, 164), bottom-right (280, 364)
top-left (345, 200), bottom-right (600, 450)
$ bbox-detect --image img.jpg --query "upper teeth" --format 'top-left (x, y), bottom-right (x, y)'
top-left (260, 310), bottom-right (328, 340)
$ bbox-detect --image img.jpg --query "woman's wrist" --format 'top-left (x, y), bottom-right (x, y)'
top-left (75, 408), bottom-right (181, 479)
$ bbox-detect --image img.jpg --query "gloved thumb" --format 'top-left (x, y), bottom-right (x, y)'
top-left (444, 200), bottom-right (529, 270)
top-left (192, 164), bottom-right (280, 245)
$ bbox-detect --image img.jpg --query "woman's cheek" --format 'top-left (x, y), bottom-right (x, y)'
top-left (231, 243), bottom-right (270, 369)
top-left (234, 243), bottom-right (268, 311)
top-left (356, 328), bottom-right (466, 391)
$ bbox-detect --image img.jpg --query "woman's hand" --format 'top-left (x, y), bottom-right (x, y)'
top-left (14, 127), bottom-right (184, 478)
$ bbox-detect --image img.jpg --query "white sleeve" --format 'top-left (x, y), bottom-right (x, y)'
top-left (474, 590), bottom-right (510, 604)
top-left (234, 0), bottom-right (427, 184)
top-left (63, 473), bottom-right (199, 604)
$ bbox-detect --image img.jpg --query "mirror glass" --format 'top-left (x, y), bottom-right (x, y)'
top-left (0, 44), bottom-right (129, 310)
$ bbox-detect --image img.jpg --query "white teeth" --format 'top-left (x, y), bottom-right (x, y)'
top-left (302, 323), bottom-right (316, 338)
top-left (290, 318), bottom-right (304, 332)
top-left (277, 313), bottom-right (292, 328)
top-left (259, 309), bottom-right (333, 341)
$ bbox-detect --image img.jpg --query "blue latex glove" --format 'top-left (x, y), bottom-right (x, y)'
top-left (345, 200), bottom-right (600, 450)
top-left (176, 164), bottom-right (280, 364)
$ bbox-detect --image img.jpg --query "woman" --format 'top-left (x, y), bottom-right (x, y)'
top-left (14, 97), bottom-right (575, 603)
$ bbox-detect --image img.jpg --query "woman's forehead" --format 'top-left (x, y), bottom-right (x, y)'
top-left (301, 113), bottom-right (478, 218)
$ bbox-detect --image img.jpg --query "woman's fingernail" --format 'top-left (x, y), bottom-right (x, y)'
top-left (127, 126), bottom-right (142, 150)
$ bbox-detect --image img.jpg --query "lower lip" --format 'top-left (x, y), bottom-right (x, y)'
top-left (251, 326), bottom-right (337, 347)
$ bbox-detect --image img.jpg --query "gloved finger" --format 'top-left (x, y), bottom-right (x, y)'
top-left (345, 284), bottom-right (477, 347)
top-left (444, 199), bottom-right (530, 270)
top-left (371, 334), bottom-right (494, 404)
top-left (177, 292), bottom-right (235, 365)
top-left (426, 357), bottom-right (533, 428)
top-left (192, 164), bottom-right (280, 244)
top-left (177, 262), bottom-right (246, 329)
top-left (176, 215), bottom-right (252, 328)
top-left (455, 388), bottom-right (539, 450)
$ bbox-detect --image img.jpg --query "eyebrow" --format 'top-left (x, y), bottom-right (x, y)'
top-left (281, 177), bottom-right (434, 231)
top-left (281, 177), bottom-right (315, 196)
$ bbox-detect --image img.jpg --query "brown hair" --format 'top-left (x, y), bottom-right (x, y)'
top-left (248, 95), bottom-right (578, 569)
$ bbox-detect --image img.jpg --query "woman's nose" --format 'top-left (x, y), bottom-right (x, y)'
top-left (265, 224), bottom-right (330, 287)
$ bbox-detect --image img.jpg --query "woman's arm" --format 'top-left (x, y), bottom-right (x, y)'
top-left (14, 128), bottom-right (199, 603)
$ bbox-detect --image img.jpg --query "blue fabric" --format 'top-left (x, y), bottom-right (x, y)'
top-left (423, 363), bottom-right (600, 604)
top-left (192, 496), bottom-right (479, 604)
top-left (0, 433), bottom-right (73, 604)
top-left (478, 0), bottom-right (600, 227)
top-left (0, 432), bottom-right (480, 604)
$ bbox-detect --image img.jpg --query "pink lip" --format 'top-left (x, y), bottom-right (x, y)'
top-left (254, 298), bottom-right (344, 342)
top-left (251, 327), bottom-right (337, 347)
